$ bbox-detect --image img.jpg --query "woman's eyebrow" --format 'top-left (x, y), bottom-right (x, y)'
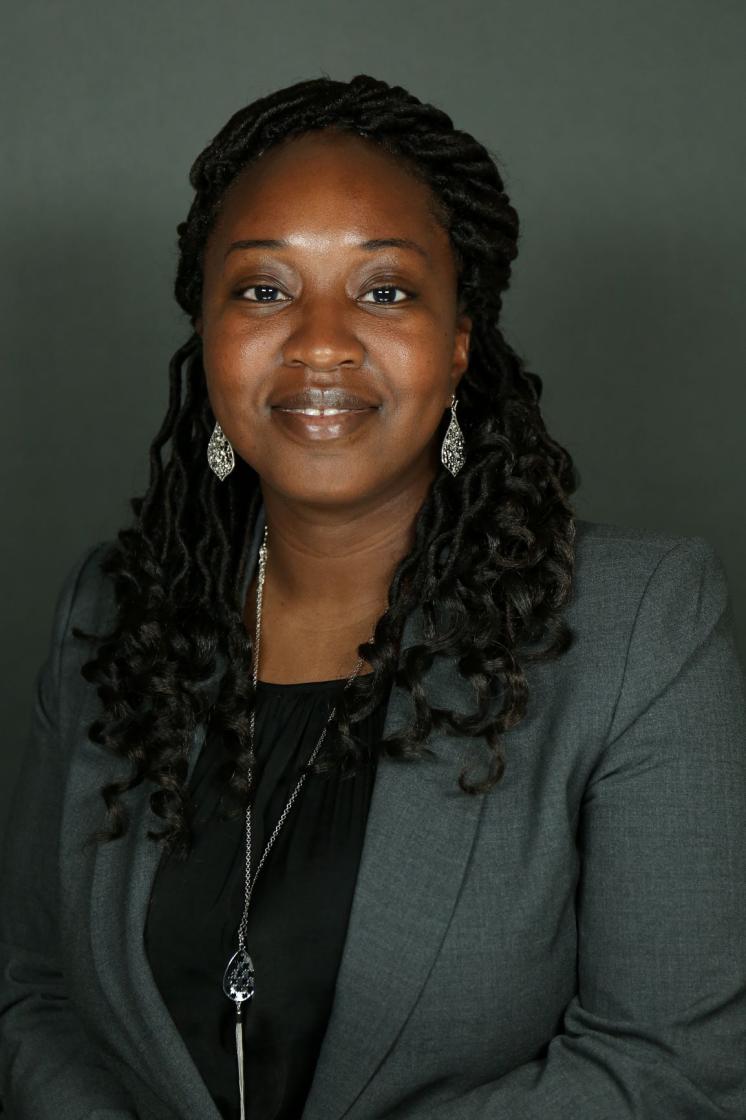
top-left (224, 237), bottom-right (430, 261)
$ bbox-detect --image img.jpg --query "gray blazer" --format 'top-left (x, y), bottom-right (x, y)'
top-left (2, 512), bottom-right (746, 1120)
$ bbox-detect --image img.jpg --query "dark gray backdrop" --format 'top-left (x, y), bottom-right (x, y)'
top-left (2, 0), bottom-right (744, 835)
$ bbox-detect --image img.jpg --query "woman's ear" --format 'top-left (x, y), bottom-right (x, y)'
top-left (451, 312), bottom-right (472, 389)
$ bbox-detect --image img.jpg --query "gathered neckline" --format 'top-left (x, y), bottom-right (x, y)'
top-left (255, 670), bottom-right (376, 693)
top-left (255, 677), bottom-right (349, 693)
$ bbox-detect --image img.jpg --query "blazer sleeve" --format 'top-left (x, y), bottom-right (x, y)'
top-left (0, 545), bottom-right (138, 1119)
top-left (429, 537), bottom-right (746, 1120)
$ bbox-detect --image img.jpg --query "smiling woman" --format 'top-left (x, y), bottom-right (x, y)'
top-left (196, 128), bottom-right (472, 575)
top-left (1, 74), bottom-right (746, 1120)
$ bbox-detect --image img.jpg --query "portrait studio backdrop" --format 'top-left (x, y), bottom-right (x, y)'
top-left (2, 0), bottom-right (744, 836)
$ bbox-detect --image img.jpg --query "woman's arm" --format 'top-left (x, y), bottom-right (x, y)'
top-left (426, 538), bottom-right (746, 1119)
top-left (0, 545), bottom-right (138, 1118)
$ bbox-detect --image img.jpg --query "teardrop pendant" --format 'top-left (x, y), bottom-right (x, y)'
top-left (223, 949), bottom-right (254, 1120)
top-left (222, 948), bottom-right (256, 1003)
top-left (440, 400), bottom-right (465, 476)
top-left (207, 421), bottom-right (235, 481)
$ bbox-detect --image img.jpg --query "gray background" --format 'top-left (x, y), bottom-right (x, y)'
top-left (2, 0), bottom-right (744, 834)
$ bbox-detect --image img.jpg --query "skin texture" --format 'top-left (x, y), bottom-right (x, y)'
top-left (197, 129), bottom-right (471, 682)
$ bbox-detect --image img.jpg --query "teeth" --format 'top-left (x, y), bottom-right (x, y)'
top-left (279, 408), bottom-right (358, 416)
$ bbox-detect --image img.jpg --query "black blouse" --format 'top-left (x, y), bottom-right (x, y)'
top-left (144, 675), bottom-right (390, 1120)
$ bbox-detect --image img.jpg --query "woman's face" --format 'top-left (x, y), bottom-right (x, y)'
top-left (198, 128), bottom-right (471, 511)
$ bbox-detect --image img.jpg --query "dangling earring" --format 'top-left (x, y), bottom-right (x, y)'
top-left (440, 393), bottom-right (465, 476)
top-left (207, 421), bottom-right (235, 481)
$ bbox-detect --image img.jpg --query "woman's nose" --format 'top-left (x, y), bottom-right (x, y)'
top-left (281, 296), bottom-right (365, 371)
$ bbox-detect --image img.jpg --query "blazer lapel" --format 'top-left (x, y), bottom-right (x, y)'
top-left (89, 506), bottom-right (484, 1120)
top-left (89, 753), bottom-right (224, 1119)
top-left (300, 618), bottom-right (487, 1120)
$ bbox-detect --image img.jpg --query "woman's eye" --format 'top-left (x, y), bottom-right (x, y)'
top-left (235, 283), bottom-right (412, 304)
top-left (360, 285), bottom-right (412, 304)
top-left (239, 285), bottom-right (290, 302)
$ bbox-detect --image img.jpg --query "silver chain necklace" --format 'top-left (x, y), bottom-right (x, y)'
top-left (221, 523), bottom-right (370, 1120)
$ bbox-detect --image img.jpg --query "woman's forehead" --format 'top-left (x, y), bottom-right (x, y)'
top-left (210, 130), bottom-right (446, 247)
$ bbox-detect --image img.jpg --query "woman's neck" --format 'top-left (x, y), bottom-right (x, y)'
top-left (243, 478), bottom-right (434, 684)
top-left (257, 479), bottom-right (430, 618)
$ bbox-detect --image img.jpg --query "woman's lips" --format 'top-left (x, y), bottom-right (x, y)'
top-left (275, 407), bottom-right (366, 416)
top-left (271, 406), bottom-right (377, 441)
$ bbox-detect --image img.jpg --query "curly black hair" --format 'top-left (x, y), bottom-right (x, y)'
top-left (75, 73), bottom-right (578, 858)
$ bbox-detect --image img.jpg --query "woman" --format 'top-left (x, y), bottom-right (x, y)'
top-left (1, 73), bottom-right (745, 1120)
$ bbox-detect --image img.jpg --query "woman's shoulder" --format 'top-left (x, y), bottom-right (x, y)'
top-left (63, 537), bottom-right (118, 619)
top-left (47, 539), bottom-right (119, 670)
top-left (574, 515), bottom-right (719, 557)
top-left (570, 517), bottom-right (731, 648)
top-left (573, 515), bottom-right (725, 582)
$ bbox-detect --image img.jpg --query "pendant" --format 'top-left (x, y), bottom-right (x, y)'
top-left (207, 421), bottom-right (235, 481)
top-left (223, 950), bottom-right (255, 1120)
top-left (222, 947), bottom-right (256, 1003)
top-left (441, 406), bottom-right (465, 476)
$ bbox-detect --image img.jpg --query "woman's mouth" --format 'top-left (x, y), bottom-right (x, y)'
top-left (274, 407), bottom-right (368, 416)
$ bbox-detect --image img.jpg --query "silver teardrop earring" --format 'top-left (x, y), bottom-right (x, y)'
top-left (440, 393), bottom-right (465, 476)
top-left (207, 421), bottom-right (235, 481)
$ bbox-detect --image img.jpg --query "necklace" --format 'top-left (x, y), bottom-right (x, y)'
top-left (221, 523), bottom-right (371, 1120)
